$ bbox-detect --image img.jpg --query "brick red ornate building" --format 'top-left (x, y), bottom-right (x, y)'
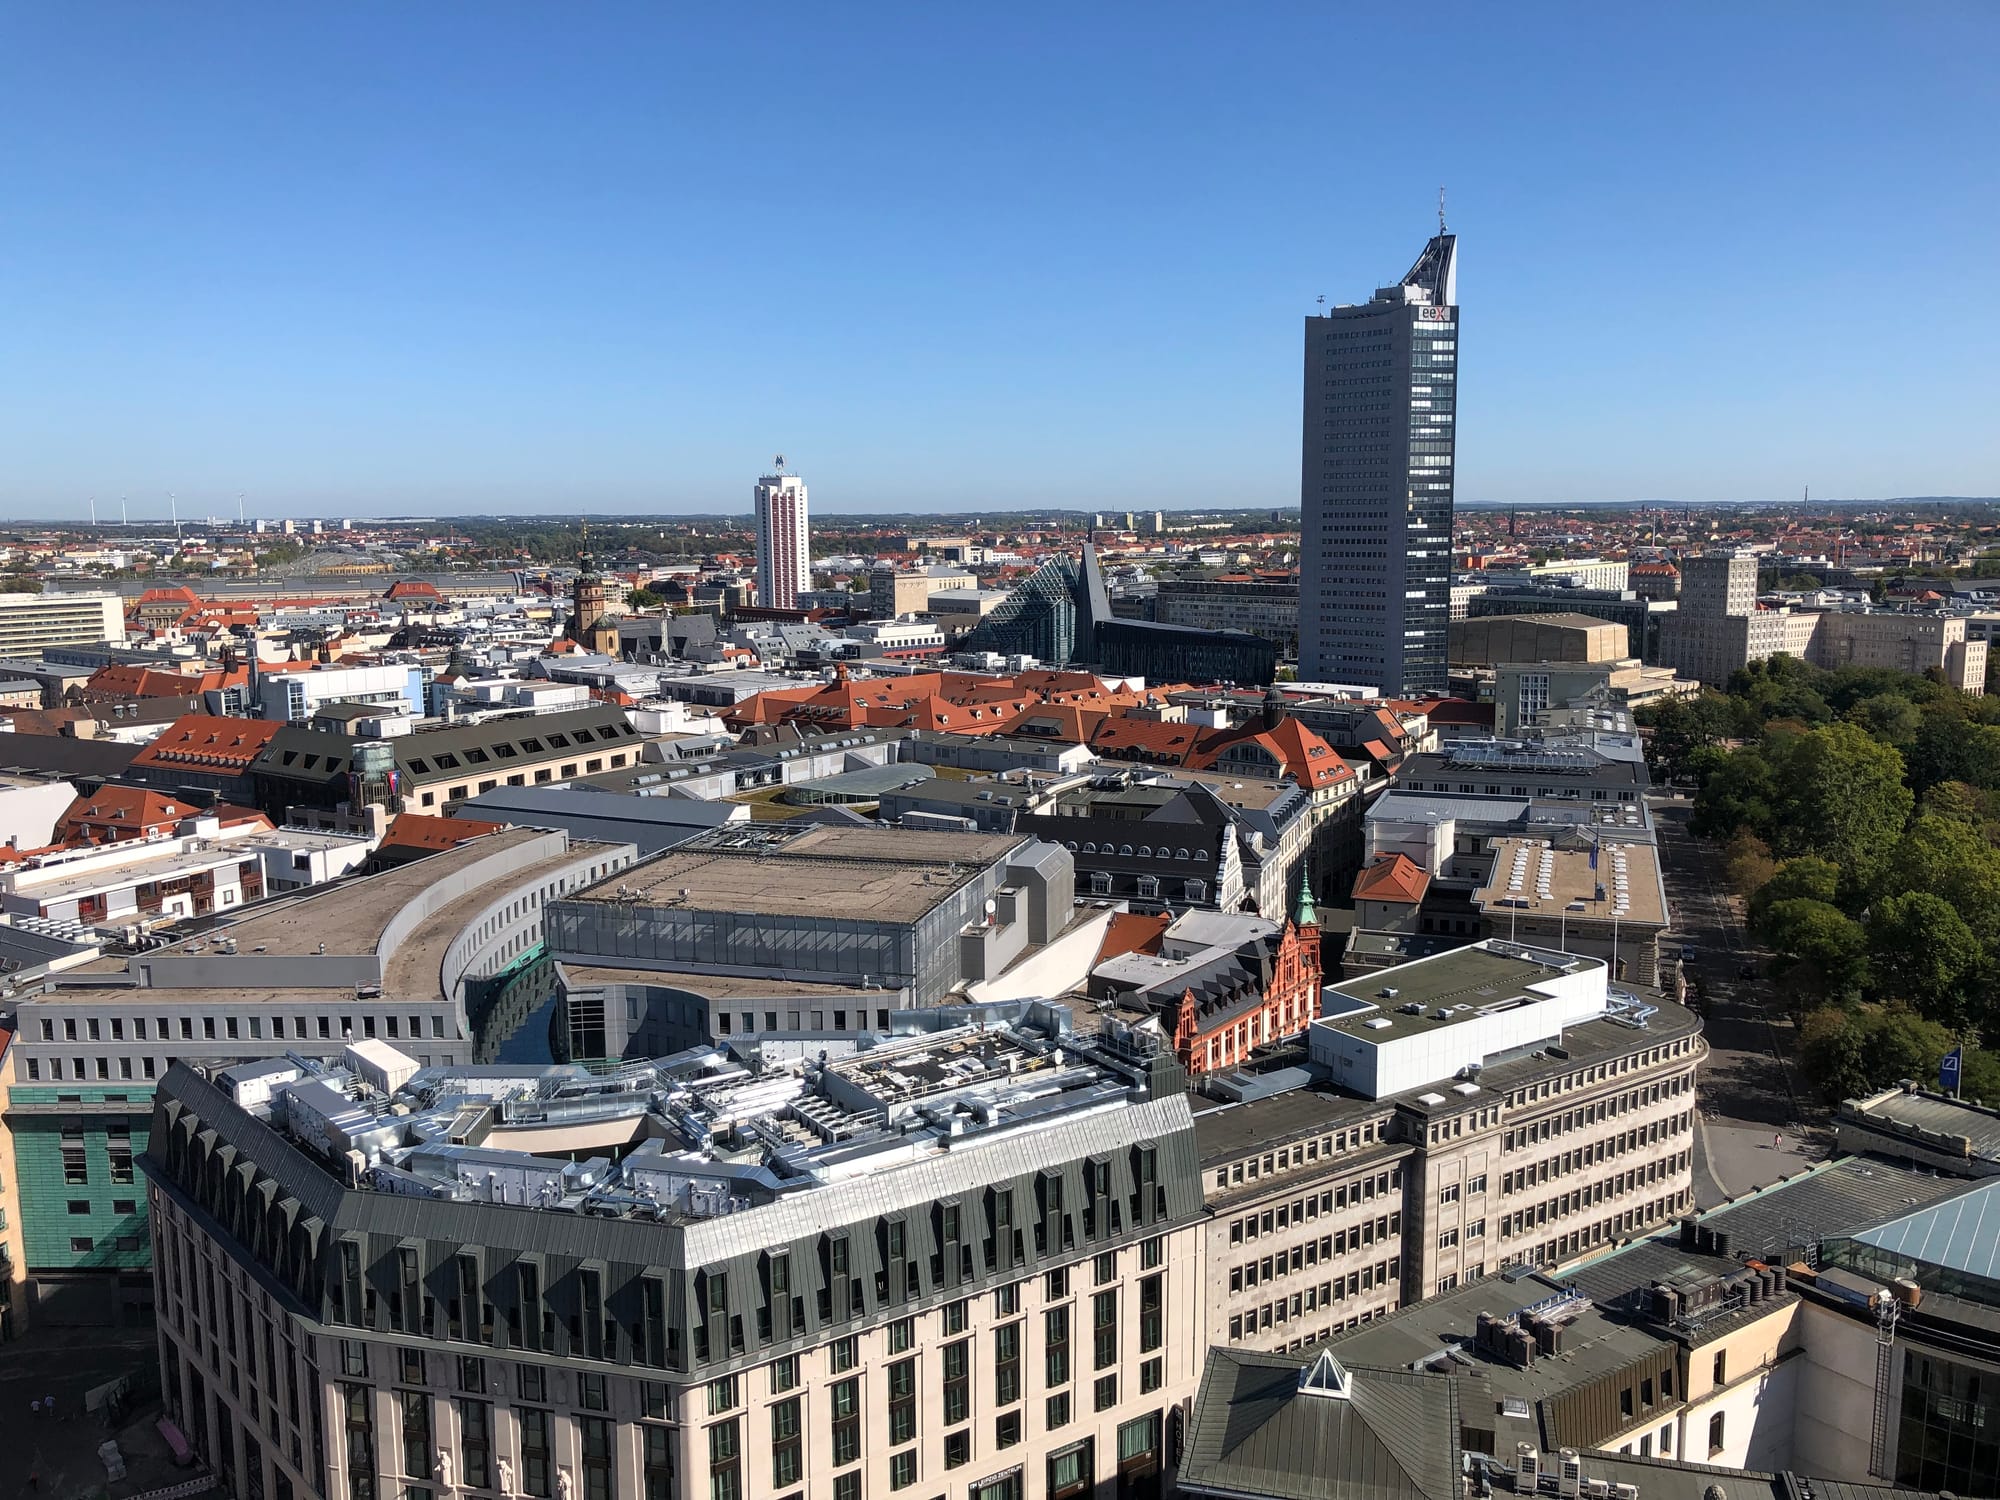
top-left (1169, 880), bottom-right (1322, 1077)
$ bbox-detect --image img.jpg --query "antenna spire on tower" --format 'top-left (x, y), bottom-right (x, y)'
top-left (1438, 185), bottom-right (1447, 234)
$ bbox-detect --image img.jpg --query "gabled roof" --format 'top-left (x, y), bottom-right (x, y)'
top-left (130, 714), bottom-right (283, 772)
top-left (1352, 854), bottom-right (1430, 906)
top-left (1191, 716), bottom-right (1353, 791)
top-left (80, 663), bottom-right (211, 699)
top-left (1090, 716), bottom-right (1201, 761)
top-left (999, 703), bottom-right (1114, 742)
top-left (1179, 1348), bottom-right (1460, 1500)
top-left (56, 786), bottom-right (271, 842)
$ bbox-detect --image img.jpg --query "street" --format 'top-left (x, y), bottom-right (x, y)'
top-left (0, 1324), bottom-right (194, 1499)
top-left (1649, 794), bottom-right (1828, 1207)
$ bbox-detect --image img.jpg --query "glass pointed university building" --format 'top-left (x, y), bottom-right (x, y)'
top-left (1297, 229), bottom-right (1459, 696)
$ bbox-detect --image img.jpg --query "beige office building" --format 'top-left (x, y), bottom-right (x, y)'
top-left (1451, 612), bottom-right (1627, 668)
top-left (1811, 612), bottom-right (1985, 693)
top-left (869, 565), bottom-right (979, 620)
top-left (1195, 941), bottom-right (1703, 1355)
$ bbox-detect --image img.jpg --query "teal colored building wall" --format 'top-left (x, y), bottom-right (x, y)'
top-left (7, 1086), bottom-right (153, 1273)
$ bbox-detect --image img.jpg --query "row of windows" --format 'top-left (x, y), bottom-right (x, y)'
top-left (1226, 1254), bottom-right (1400, 1342)
top-left (1228, 1215), bottom-right (1400, 1292)
top-left (1212, 1127), bottom-right (1391, 1191)
top-left (1502, 1189), bottom-right (1692, 1273)
top-left (1505, 1109), bottom-right (1695, 1193)
top-left (1500, 1153), bottom-right (1690, 1237)
top-left (1223, 1167), bottom-right (1401, 1240)
top-left (1504, 1041), bottom-right (1700, 1109)
top-left (36, 1009), bottom-right (448, 1046)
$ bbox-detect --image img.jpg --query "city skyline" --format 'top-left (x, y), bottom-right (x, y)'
top-left (3, 5), bottom-right (1996, 517)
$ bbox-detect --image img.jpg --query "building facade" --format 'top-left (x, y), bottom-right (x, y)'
top-left (1193, 941), bottom-right (1704, 1355)
top-left (1154, 578), bottom-right (1299, 658)
top-left (1298, 230), bottom-right (1458, 695)
top-left (6, 828), bottom-right (634, 1322)
top-left (755, 467), bottom-right (812, 610)
top-left (0, 591), bottom-right (124, 655)
top-left (143, 1007), bottom-right (1203, 1500)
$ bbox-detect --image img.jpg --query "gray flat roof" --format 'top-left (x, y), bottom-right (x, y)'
top-left (1696, 1154), bottom-right (1978, 1265)
top-left (1319, 946), bottom-right (1590, 1042)
top-left (568, 823), bottom-right (1027, 924)
top-left (1323, 1269), bottom-right (1669, 1406)
top-left (212, 826), bottom-right (551, 957)
top-left (785, 763), bottom-right (935, 797)
top-left (459, 785), bottom-right (741, 828)
top-left (378, 842), bottom-right (623, 999)
top-left (1847, 1088), bottom-right (2000, 1163)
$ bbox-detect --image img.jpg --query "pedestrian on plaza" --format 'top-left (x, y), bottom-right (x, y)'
top-left (1772, 1132), bottom-right (1783, 1150)
top-left (29, 1398), bottom-right (39, 1417)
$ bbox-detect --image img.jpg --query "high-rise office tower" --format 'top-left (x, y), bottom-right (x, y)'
top-left (1298, 227), bottom-right (1459, 694)
top-left (754, 459), bottom-right (811, 609)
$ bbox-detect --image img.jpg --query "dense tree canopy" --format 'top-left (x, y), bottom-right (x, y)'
top-left (1663, 653), bottom-right (2000, 1101)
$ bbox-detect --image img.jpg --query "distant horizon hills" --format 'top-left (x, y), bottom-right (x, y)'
top-left (9, 495), bottom-right (2000, 529)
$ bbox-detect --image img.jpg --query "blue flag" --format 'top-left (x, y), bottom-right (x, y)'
top-left (1941, 1048), bottom-right (1963, 1094)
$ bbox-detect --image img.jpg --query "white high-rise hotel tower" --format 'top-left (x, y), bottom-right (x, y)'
top-left (1298, 224), bottom-right (1459, 696)
top-left (754, 458), bottom-right (811, 610)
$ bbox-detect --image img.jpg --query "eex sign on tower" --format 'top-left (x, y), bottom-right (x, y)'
top-left (1298, 213), bottom-right (1459, 696)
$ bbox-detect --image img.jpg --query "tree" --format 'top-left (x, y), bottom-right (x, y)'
top-left (1762, 898), bottom-right (1870, 1002)
top-left (1845, 693), bottom-right (1923, 749)
top-left (1722, 832), bottom-right (1777, 899)
top-left (1868, 892), bottom-right (1984, 1024)
top-left (1749, 855), bottom-right (1843, 930)
top-left (1769, 722), bottom-right (1912, 874)
top-left (1875, 814), bottom-right (2000, 940)
top-left (626, 588), bottom-right (666, 610)
top-left (1690, 744), bottom-right (1778, 841)
top-left (1907, 713), bottom-right (2000, 795)
top-left (1800, 1007), bottom-right (1872, 1103)
top-left (1728, 656), bottom-right (1834, 726)
top-left (1643, 692), bottom-right (1737, 783)
top-left (1799, 1003), bottom-right (1957, 1104)
top-left (1917, 779), bottom-right (1995, 829)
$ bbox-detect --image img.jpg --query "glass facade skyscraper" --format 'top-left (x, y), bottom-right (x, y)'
top-left (1298, 230), bottom-right (1459, 696)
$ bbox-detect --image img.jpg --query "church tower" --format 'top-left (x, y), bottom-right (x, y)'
top-left (569, 522), bottom-right (622, 657)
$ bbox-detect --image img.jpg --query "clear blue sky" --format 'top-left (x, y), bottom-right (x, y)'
top-left (3, 3), bottom-right (1995, 519)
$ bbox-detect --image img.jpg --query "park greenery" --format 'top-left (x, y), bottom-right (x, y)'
top-left (1645, 655), bottom-right (2000, 1105)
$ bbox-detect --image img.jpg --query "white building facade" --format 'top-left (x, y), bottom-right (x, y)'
top-left (755, 467), bottom-right (812, 610)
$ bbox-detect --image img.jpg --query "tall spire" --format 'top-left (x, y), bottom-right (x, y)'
top-left (1295, 872), bottom-right (1318, 930)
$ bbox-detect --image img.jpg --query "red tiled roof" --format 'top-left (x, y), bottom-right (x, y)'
top-left (130, 714), bottom-right (283, 771)
top-left (1090, 717), bottom-right (1200, 761)
top-left (1352, 853), bottom-right (1430, 906)
top-left (381, 813), bottom-right (506, 853)
top-left (1094, 912), bottom-right (1171, 967)
top-left (57, 788), bottom-right (271, 843)
top-left (1187, 716), bottom-right (1353, 790)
